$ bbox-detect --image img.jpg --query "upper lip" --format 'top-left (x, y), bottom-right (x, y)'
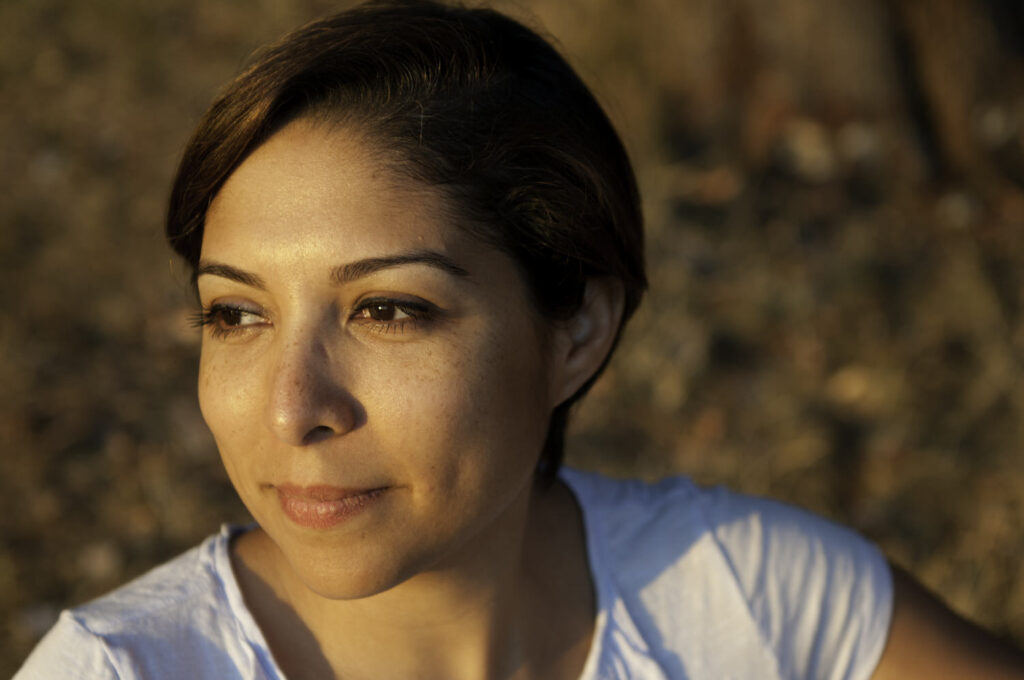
top-left (273, 484), bottom-right (387, 501)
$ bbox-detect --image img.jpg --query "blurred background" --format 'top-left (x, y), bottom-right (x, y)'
top-left (3, 0), bottom-right (1024, 673)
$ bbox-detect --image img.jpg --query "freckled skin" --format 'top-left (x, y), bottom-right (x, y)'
top-left (197, 119), bottom-right (565, 602)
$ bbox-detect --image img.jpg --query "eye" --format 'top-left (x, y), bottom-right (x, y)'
top-left (192, 303), bottom-right (267, 338)
top-left (351, 297), bottom-right (432, 334)
top-left (356, 300), bottom-right (411, 322)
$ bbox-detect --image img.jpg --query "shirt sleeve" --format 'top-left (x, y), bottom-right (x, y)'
top-left (701, 486), bottom-right (894, 680)
top-left (14, 611), bottom-right (119, 680)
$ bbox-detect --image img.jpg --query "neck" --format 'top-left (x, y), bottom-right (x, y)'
top-left (233, 478), bottom-right (594, 680)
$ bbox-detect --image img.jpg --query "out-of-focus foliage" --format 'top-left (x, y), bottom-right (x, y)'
top-left (2, 0), bottom-right (1023, 673)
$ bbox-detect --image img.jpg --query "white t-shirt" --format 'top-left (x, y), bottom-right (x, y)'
top-left (16, 469), bottom-right (893, 679)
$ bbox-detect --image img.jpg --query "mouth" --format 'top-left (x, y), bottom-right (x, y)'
top-left (274, 484), bottom-right (389, 529)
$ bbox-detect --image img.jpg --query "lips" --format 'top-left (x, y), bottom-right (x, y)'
top-left (275, 484), bottom-right (387, 529)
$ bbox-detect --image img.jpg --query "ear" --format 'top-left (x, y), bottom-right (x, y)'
top-left (550, 277), bottom-right (625, 406)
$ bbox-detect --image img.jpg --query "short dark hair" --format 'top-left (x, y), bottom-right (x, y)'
top-left (166, 0), bottom-right (647, 480)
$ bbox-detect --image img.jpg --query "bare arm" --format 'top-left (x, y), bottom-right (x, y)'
top-left (872, 564), bottom-right (1024, 679)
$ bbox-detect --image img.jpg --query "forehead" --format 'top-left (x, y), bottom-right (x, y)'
top-left (203, 119), bottom-right (460, 263)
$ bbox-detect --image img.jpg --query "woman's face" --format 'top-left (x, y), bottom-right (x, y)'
top-left (197, 119), bottom-right (567, 599)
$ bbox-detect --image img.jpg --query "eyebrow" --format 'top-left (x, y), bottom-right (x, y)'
top-left (195, 250), bottom-right (470, 289)
top-left (195, 262), bottom-right (266, 289)
top-left (331, 250), bottom-right (470, 283)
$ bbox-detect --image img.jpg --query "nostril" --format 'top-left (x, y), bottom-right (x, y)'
top-left (303, 425), bottom-right (336, 445)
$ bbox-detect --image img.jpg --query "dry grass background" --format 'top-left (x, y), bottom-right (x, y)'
top-left (3, 0), bottom-right (1024, 674)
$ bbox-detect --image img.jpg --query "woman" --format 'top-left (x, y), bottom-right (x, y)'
top-left (17, 1), bottom-right (1024, 678)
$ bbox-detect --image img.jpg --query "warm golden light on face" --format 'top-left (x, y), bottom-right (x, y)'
top-left (196, 119), bottom-right (565, 599)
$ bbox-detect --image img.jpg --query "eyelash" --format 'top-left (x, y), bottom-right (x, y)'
top-left (191, 298), bottom-right (434, 339)
top-left (190, 304), bottom-right (264, 340)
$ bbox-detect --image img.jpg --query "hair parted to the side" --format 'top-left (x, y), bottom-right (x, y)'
top-left (166, 0), bottom-right (647, 481)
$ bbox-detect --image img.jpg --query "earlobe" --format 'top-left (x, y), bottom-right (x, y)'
top-left (552, 277), bottom-right (625, 406)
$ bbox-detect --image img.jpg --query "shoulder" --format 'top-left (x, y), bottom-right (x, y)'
top-left (13, 610), bottom-right (116, 680)
top-left (67, 528), bottom-right (233, 639)
top-left (563, 467), bottom-right (890, 603)
top-left (16, 526), bottom-right (267, 680)
top-left (563, 468), bottom-right (893, 680)
top-left (698, 483), bottom-right (893, 679)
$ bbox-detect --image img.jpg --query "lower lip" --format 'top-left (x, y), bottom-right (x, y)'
top-left (275, 486), bottom-right (387, 529)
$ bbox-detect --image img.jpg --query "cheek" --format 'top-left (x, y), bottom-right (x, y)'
top-left (197, 347), bottom-right (263, 467)
top-left (367, 326), bottom-right (553, 488)
top-left (196, 350), bottom-right (222, 435)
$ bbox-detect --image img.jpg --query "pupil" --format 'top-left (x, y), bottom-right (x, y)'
top-left (370, 302), bottom-right (394, 321)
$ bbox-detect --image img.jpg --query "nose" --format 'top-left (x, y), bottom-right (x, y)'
top-left (265, 335), bottom-right (362, 446)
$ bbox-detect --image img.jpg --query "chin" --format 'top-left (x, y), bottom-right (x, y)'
top-left (276, 533), bottom-right (430, 601)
